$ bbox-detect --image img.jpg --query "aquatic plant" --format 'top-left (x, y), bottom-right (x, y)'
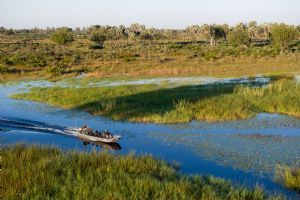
top-left (149, 131), bottom-right (300, 178)
top-left (275, 165), bottom-right (300, 191)
top-left (2, 144), bottom-right (282, 200)
top-left (11, 77), bottom-right (300, 123)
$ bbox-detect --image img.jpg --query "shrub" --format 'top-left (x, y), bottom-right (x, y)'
top-left (51, 28), bottom-right (74, 45)
top-left (270, 24), bottom-right (298, 54)
top-left (28, 54), bottom-right (47, 67)
top-left (227, 30), bottom-right (250, 47)
top-left (0, 64), bottom-right (11, 72)
top-left (46, 66), bottom-right (63, 76)
top-left (90, 31), bottom-right (106, 49)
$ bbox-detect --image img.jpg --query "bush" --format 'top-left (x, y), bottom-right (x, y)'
top-left (227, 30), bottom-right (250, 47)
top-left (28, 54), bottom-right (47, 67)
top-left (140, 33), bottom-right (154, 40)
top-left (0, 64), bottom-right (11, 72)
top-left (90, 31), bottom-right (106, 49)
top-left (270, 24), bottom-right (298, 53)
top-left (51, 28), bottom-right (74, 45)
top-left (46, 66), bottom-right (63, 76)
top-left (4, 53), bottom-right (47, 67)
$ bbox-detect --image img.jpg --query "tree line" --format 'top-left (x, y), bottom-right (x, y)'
top-left (1, 22), bottom-right (299, 53)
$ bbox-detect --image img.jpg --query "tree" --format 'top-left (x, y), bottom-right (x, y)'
top-left (270, 24), bottom-right (298, 54)
top-left (235, 23), bottom-right (247, 31)
top-left (201, 24), bottom-right (226, 46)
top-left (248, 23), bottom-right (271, 41)
top-left (116, 25), bottom-right (128, 38)
top-left (90, 31), bottom-right (106, 49)
top-left (128, 23), bottom-right (146, 39)
top-left (227, 29), bottom-right (250, 47)
top-left (248, 21), bottom-right (257, 28)
top-left (51, 27), bottom-right (74, 45)
top-left (220, 24), bottom-right (230, 36)
top-left (6, 29), bottom-right (14, 35)
top-left (185, 25), bottom-right (201, 34)
top-left (140, 28), bottom-right (161, 40)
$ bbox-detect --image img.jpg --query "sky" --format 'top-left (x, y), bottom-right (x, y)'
top-left (1, 0), bottom-right (299, 29)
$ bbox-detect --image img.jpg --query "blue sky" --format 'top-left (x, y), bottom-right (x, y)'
top-left (1, 0), bottom-right (299, 29)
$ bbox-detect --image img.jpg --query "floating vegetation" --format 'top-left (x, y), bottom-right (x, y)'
top-left (149, 132), bottom-right (300, 178)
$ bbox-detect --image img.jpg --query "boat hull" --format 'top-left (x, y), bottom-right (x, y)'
top-left (77, 133), bottom-right (121, 143)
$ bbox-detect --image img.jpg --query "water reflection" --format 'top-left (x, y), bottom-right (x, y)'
top-left (81, 139), bottom-right (122, 150)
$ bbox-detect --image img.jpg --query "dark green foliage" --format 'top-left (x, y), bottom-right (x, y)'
top-left (4, 52), bottom-right (47, 67)
top-left (90, 31), bottom-right (107, 49)
top-left (6, 28), bottom-right (15, 35)
top-left (46, 66), bottom-right (63, 76)
top-left (270, 24), bottom-right (298, 53)
top-left (140, 33), bottom-right (154, 40)
top-left (0, 64), bottom-right (14, 73)
top-left (51, 27), bottom-right (74, 45)
top-left (2, 144), bottom-right (280, 200)
top-left (201, 25), bottom-right (227, 46)
top-left (227, 30), bottom-right (250, 47)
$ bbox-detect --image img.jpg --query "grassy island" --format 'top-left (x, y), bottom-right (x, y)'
top-left (12, 77), bottom-right (300, 123)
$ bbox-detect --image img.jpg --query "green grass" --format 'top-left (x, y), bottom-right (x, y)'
top-left (275, 165), bottom-right (300, 191)
top-left (12, 77), bottom-right (300, 123)
top-left (1, 31), bottom-right (300, 83)
top-left (2, 144), bottom-right (283, 200)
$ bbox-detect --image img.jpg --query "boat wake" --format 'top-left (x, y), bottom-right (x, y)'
top-left (0, 117), bottom-right (121, 149)
top-left (0, 117), bottom-right (80, 137)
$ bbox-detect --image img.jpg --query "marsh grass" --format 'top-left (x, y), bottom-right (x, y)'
top-left (275, 165), bottom-right (300, 191)
top-left (2, 144), bottom-right (282, 200)
top-left (12, 77), bottom-right (300, 123)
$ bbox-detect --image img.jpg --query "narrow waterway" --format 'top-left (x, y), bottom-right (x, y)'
top-left (1, 77), bottom-right (299, 199)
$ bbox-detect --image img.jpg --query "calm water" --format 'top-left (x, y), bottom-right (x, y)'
top-left (0, 78), bottom-right (299, 199)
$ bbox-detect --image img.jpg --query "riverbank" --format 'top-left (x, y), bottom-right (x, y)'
top-left (2, 144), bottom-right (283, 200)
top-left (1, 55), bottom-right (300, 84)
top-left (1, 32), bottom-right (300, 84)
top-left (11, 76), bottom-right (300, 123)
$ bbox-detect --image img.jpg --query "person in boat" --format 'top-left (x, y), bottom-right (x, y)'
top-left (102, 130), bottom-right (113, 139)
top-left (80, 125), bottom-right (114, 139)
top-left (95, 130), bottom-right (101, 137)
top-left (80, 125), bottom-right (94, 136)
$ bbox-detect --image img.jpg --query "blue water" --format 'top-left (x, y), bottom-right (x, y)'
top-left (0, 80), bottom-right (299, 199)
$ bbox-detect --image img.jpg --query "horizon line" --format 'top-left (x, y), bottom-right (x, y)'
top-left (2, 21), bottom-right (299, 30)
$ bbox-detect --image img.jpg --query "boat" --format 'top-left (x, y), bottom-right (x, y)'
top-left (77, 125), bottom-right (121, 143)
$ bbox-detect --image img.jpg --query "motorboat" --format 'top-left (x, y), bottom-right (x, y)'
top-left (77, 125), bottom-right (121, 143)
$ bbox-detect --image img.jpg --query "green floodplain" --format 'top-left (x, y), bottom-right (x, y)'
top-left (7, 75), bottom-right (300, 198)
top-left (1, 22), bottom-right (300, 198)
